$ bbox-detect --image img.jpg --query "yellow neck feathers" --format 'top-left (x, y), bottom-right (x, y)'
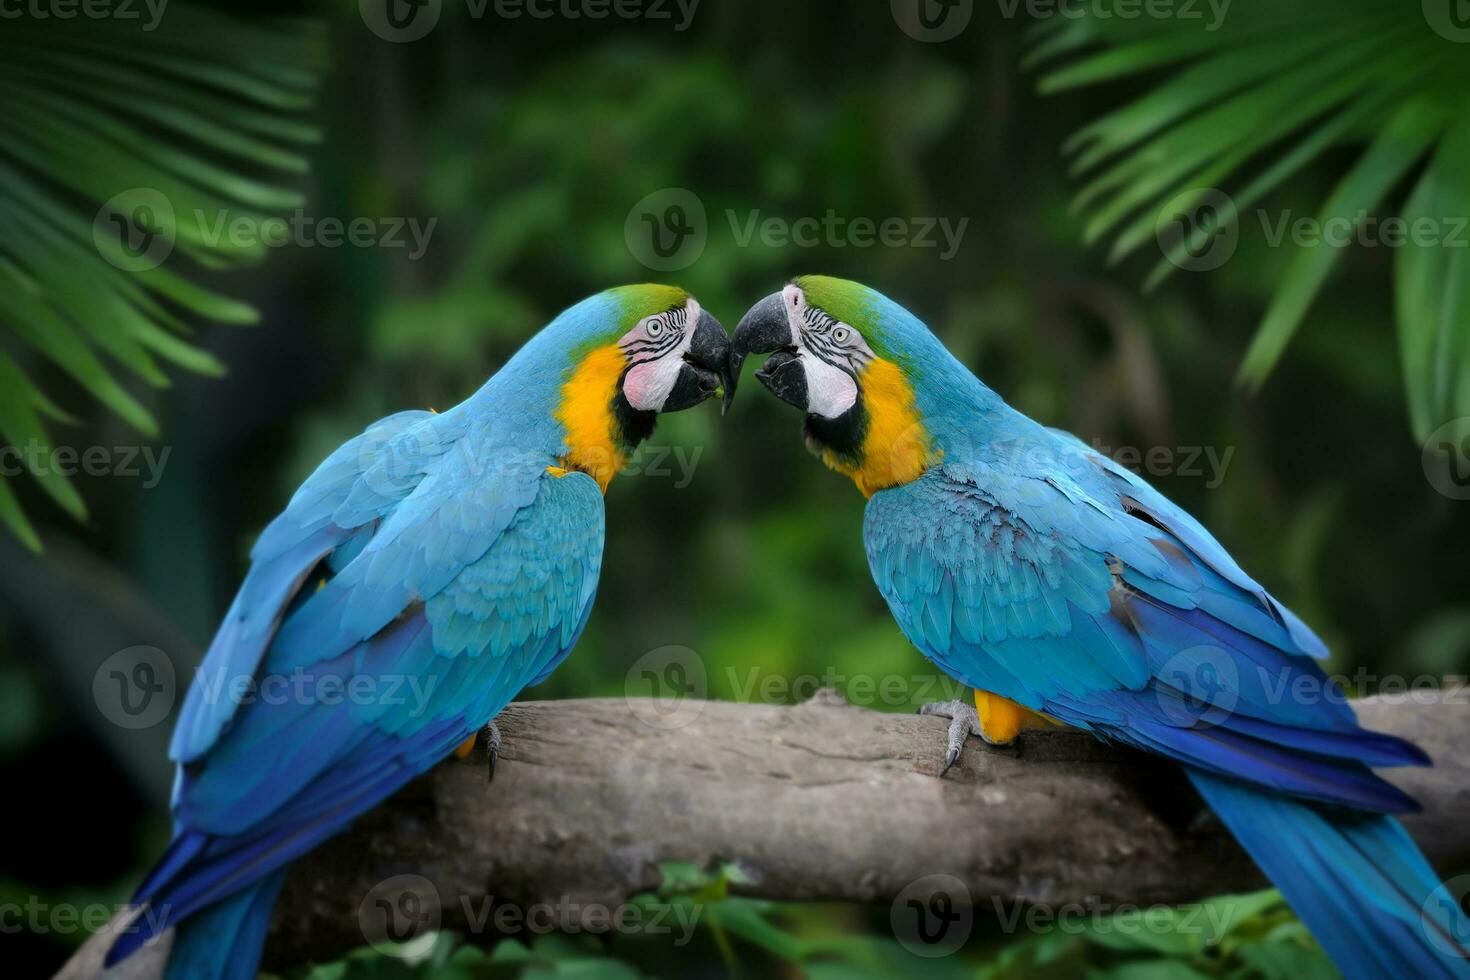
top-left (820, 358), bottom-right (935, 498)
top-left (554, 344), bottom-right (628, 493)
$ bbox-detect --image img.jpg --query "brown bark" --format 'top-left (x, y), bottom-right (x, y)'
top-left (57, 690), bottom-right (1470, 979)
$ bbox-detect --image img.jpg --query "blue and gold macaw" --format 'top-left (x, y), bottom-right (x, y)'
top-left (731, 275), bottom-right (1469, 979)
top-left (107, 285), bottom-right (734, 980)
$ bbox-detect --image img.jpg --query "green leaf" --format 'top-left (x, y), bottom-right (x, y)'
top-left (1038, 0), bottom-right (1468, 434)
top-left (0, 9), bottom-right (324, 547)
top-left (1239, 98), bottom-right (1446, 388)
top-left (1395, 116), bottom-right (1470, 440)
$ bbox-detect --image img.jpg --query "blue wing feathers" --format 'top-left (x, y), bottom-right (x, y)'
top-left (865, 439), bottom-right (1427, 814)
top-left (116, 407), bottom-right (605, 969)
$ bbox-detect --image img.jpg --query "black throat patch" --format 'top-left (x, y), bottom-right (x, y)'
top-left (611, 387), bottom-right (657, 450)
top-left (803, 400), bottom-right (866, 466)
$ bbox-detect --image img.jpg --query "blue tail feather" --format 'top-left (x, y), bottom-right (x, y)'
top-left (158, 869), bottom-right (287, 980)
top-left (1189, 769), bottom-right (1470, 980)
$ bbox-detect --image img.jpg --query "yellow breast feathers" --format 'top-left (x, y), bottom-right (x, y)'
top-left (553, 344), bottom-right (628, 493)
top-left (820, 358), bottom-right (935, 498)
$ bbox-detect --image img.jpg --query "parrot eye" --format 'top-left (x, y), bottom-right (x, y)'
top-left (832, 326), bottom-right (850, 345)
top-left (646, 319), bottom-right (665, 338)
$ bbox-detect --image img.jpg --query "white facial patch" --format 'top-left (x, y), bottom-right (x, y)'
top-left (620, 297), bottom-right (700, 412)
top-left (782, 284), bottom-right (865, 420)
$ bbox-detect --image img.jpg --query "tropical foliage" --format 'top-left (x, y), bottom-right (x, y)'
top-left (0, 10), bottom-right (324, 548)
top-left (1032, 0), bottom-right (1470, 441)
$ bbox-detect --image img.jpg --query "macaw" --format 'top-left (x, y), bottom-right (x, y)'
top-left (730, 275), bottom-right (1469, 979)
top-left (106, 285), bottom-right (734, 980)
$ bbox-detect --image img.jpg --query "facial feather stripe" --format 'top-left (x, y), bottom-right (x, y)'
top-left (800, 306), bottom-right (873, 376)
top-left (622, 305), bottom-right (687, 368)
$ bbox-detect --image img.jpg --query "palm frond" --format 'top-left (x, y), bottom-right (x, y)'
top-left (1033, 0), bottom-right (1470, 440)
top-left (0, 8), bottom-right (324, 549)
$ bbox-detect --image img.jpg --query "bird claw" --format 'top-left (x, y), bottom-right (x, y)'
top-left (918, 699), bottom-right (984, 778)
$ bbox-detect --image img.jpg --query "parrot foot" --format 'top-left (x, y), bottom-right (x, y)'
top-left (918, 699), bottom-right (984, 777)
top-left (483, 718), bottom-right (502, 783)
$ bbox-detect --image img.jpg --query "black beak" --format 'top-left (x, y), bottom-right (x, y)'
top-left (663, 308), bottom-right (735, 414)
top-left (731, 291), bottom-right (807, 412)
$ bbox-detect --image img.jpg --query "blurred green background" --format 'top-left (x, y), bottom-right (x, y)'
top-left (3, 1), bottom-right (1468, 978)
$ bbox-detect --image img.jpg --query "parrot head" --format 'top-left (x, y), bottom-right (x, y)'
top-left (730, 275), bottom-right (982, 497)
top-left (538, 283), bottom-right (736, 490)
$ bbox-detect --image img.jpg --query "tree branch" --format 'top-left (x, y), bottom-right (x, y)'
top-left (60, 691), bottom-right (1470, 979)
